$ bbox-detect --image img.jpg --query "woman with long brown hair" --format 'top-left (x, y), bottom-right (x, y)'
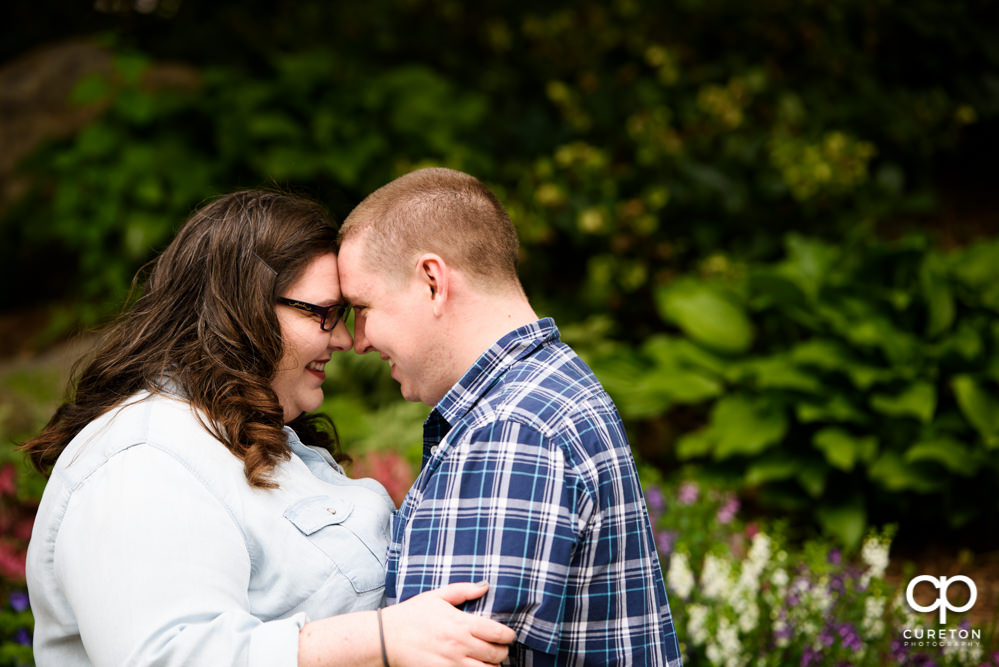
top-left (22, 190), bottom-right (513, 666)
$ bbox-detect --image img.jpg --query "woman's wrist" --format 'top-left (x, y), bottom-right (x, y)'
top-left (376, 608), bottom-right (390, 667)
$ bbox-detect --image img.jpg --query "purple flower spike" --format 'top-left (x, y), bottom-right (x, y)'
top-left (655, 530), bottom-right (677, 556)
top-left (8, 590), bottom-right (29, 612)
top-left (14, 627), bottom-right (31, 646)
top-left (646, 487), bottom-right (666, 515)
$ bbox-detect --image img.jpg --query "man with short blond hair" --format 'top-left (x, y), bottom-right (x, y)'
top-left (338, 167), bottom-right (682, 665)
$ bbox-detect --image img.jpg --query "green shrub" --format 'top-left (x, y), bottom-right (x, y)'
top-left (590, 234), bottom-right (999, 548)
top-left (9, 48), bottom-right (488, 325)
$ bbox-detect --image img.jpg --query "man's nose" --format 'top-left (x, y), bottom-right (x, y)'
top-left (352, 319), bottom-right (372, 354)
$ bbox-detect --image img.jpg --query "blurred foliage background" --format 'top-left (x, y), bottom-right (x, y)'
top-left (2, 0), bottom-right (999, 566)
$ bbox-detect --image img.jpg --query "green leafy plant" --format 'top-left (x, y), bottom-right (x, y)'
top-left (590, 234), bottom-right (999, 547)
top-left (8, 48), bottom-right (489, 326)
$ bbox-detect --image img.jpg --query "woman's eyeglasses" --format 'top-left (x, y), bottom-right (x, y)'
top-left (276, 297), bottom-right (351, 331)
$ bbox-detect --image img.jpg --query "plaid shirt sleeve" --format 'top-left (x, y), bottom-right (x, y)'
top-left (391, 419), bottom-right (586, 656)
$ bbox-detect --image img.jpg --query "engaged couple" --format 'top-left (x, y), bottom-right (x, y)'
top-left (23, 168), bottom-right (682, 665)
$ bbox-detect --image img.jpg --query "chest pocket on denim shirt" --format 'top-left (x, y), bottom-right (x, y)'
top-left (284, 495), bottom-right (386, 593)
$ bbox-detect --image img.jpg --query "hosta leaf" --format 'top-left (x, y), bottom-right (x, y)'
top-left (951, 375), bottom-right (999, 448)
top-left (869, 381), bottom-right (937, 423)
top-left (868, 452), bottom-right (941, 493)
top-left (905, 437), bottom-right (980, 476)
top-left (655, 279), bottom-right (753, 354)
top-left (813, 428), bottom-right (879, 472)
top-left (816, 496), bottom-right (866, 551)
top-left (709, 395), bottom-right (788, 459)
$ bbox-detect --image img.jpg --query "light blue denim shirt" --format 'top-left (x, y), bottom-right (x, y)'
top-left (26, 390), bottom-right (394, 667)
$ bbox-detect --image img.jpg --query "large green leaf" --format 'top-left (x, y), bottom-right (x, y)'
top-left (868, 452), bottom-right (941, 493)
top-left (708, 394), bottom-right (789, 459)
top-left (745, 455), bottom-right (799, 486)
top-left (812, 428), bottom-right (878, 472)
top-left (920, 254), bottom-right (955, 337)
top-left (643, 336), bottom-right (728, 377)
top-left (949, 240), bottom-right (999, 312)
top-left (869, 381), bottom-right (937, 423)
top-left (951, 375), bottom-right (999, 448)
top-left (796, 460), bottom-right (828, 498)
top-left (676, 428), bottom-right (715, 460)
top-left (796, 394), bottom-right (868, 425)
top-left (655, 279), bottom-right (753, 354)
top-left (950, 238), bottom-right (999, 291)
top-left (816, 496), bottom-right (867, 551)
top-left (778, 234), bottom-right (840, 298)
top-left (730, 355), bottom-right (823, 394)
top-left (930, 322), bottom-right (983, 362)
top-left (745, 269), bottom-right (809, 310)
top-left (905, 437), bottom-right (981, 476)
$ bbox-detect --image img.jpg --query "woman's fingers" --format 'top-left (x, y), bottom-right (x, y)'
top-left (433, 580), bottom-right (491, 606)
top-left (464, 639), bottom-right (510, 665)
top-left (426, 581), bottom-right (516, 645)
top-left (467, 615), bottom-right (516, 645)
top-left (383, 582), bottom-right (516, 666)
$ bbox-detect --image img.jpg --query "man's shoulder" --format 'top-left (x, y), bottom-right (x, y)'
top-left (504, 339), bottom-right (606, 401)
top-left (479, 339), bottom-right (622, 438)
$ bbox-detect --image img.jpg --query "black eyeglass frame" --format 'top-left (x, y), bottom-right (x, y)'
top-left (276, 297), bottom-right (351, 332)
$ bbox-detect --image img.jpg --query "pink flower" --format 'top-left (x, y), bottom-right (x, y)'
top-left (677, 482), bottom-right (699, 506)
top-left (13, 516), bottom-right (34, 542)
top-left (0, 464), bottom-right (16, 496)
top-left (349, 451), bottom-right (415, 508)
top-left (716, 494), bottom-right (740, 524)
top-left (0, 541), bottom-right (26, 581)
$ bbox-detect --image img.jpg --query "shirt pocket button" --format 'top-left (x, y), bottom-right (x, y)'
top-left (284, 495), bottom-right (385, 593)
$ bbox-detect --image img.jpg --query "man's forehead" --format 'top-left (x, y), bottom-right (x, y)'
top-left (336, 241), bottom-right (367, 297)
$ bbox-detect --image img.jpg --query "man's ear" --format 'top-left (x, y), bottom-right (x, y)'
top-left (416, 253), bottom-right (449, 315)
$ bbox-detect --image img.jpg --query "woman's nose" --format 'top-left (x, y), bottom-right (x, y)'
top-left (328, 319), bottom-right (353, 351)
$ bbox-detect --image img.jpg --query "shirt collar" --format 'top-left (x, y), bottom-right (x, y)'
top-left (284, 426), bottom-right (346, 481)
top-left (430, 317), bottom-right (559, 428)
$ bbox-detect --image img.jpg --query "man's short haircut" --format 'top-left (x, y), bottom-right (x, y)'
top-left (339, 167), bottom-right (521, 290)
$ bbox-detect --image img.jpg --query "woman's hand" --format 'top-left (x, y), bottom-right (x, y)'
top-left (381, 582), bottom-right (516, 666)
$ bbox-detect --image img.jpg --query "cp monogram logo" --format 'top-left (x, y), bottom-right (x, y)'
top-left (905, 575), bottom-right (977, 624)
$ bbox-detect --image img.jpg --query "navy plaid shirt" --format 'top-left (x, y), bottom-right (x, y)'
top-left (385, 319), bottom-right (682, 665)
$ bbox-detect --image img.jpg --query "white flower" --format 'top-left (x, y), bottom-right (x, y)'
top-left (736, 596), bottom-right (760, 634)
top-left (860, 535), bottom-right (890, 585)
top-left (667, 552), bottom-right (695, 600)
top-left (736, 533), bottom-right (770, 597)
top-left (717, 617), bottom-right (744, 667)
top-left (810, 576), bottom-right (833, 613)
top-left (701, 553), bottom-right (734, 600)
top-left (773, 619), bottom-right (791, 648)
top-left (862, 595), bottom-right (886, 638)
top-left (944, 639), bottom-right (983, 664)
top-left (747, 533), bottom-right (772, 569)
top-left (686, 604), bottom-right (710, 646)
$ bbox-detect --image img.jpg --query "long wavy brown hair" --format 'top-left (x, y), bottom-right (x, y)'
top-left (21, 190), bottom-right (346, 488)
